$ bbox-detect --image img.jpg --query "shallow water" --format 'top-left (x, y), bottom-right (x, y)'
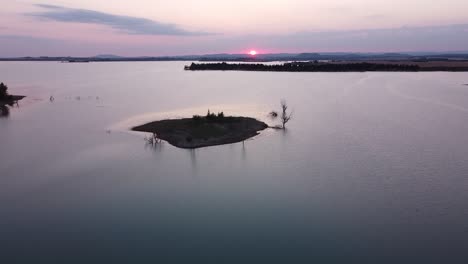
top-left (1, 62), bottom-right (468, 263)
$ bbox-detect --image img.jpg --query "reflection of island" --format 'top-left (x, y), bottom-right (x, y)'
top-left (132, 111), bottom-right (268, 149)
top-left (0, 105), bottom-right (10, 117)
top-left (186, 61), bottom-right (468, 72)
top-left (0, 82), bottom-right (25, 117)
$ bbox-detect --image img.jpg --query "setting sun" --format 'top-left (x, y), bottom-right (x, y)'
top-left (249, 50), bottom-right (257, 56)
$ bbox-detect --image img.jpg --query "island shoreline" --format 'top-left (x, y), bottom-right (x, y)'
top-left (132, 116), bottom-right (268, 149)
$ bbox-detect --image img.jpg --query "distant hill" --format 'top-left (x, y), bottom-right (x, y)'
top-left (2, 52), bottom-right (468, 62)
top-left (93, 54), bottom-right (123, 59)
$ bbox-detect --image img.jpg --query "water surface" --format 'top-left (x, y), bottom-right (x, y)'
top-left (1, 62), bottom-right (468, 263)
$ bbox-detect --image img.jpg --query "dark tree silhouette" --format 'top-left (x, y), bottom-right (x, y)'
top-left (280, 100), bottom-right (293, 129)
top-left (186, 62), bottom-right (421, 72)
top-left (0, 83), bottom-right (9, 99)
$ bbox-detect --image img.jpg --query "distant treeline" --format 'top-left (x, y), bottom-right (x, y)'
top-left (186, 62), bottom-right (422, 72)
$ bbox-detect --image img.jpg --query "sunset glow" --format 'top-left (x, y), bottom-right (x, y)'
top-left (1, 1), bottom-right (468, 56)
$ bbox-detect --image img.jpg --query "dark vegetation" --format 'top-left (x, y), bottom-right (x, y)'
top-left (186, 62), bottom-right (422, 72)
top-left (0, 83), bottom-right (13, 101)
top-left (132, 111), bottom-right (268, 149)
top-left (0, 82), bottom-right (25, 118)
top-left (193, 110), bottom-right (225, 121)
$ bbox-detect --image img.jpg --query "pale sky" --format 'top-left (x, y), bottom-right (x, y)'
top-left (1, 0), bottom-right (468, 56)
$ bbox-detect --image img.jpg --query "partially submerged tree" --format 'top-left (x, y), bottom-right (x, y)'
top-left (280, 100), bottom-right (293, 129)
top-left (145, 133), bottom-right (160, 145)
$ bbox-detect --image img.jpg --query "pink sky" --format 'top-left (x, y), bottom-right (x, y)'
top-left (1, 1), bottom-right (468, 56)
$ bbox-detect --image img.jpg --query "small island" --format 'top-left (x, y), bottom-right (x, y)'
top-left (132, 111), bottom-right (268, 149)
top-left (0, 82), bottom-right (25, 117)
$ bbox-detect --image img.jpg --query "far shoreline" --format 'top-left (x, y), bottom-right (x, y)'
top-left (185, 61), bottom-right (468, 72)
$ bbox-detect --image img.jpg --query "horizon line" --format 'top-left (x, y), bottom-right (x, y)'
top-left (2, 50), bottom-right (468, 59)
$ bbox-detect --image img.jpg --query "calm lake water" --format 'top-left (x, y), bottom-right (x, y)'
top-left (1, 62), bottom-right (468, 263)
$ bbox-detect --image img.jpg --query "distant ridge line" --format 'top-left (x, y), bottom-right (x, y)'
top-left (2, 52), bottom-right (468, 62)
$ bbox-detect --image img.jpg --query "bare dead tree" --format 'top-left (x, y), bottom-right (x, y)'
top-left (145, 133), bottom-right (161, 145)
top-left (280, 99), bottom-right (293, 129)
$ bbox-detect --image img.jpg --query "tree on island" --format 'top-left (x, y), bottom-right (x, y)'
top-left (280, 100), bottom-right (293, 129)
top-left (194, 110), bottom-right (227, 122)
top-left (0, 82), bottom-right (9, 99)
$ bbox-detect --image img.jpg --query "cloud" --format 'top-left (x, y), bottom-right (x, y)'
top-left (2, 24), bottom-right (468, 57)
top-left (27, 4), bottom-right (214, 36)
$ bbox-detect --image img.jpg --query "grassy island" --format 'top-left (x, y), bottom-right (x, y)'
top-left (132, 112), bottom-right (268, 149)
